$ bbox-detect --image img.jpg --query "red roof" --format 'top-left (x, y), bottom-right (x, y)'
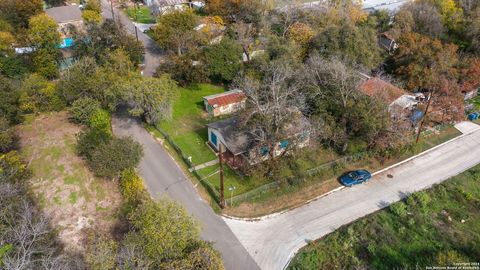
top-left (360, 77), bottom-right (406, 104)
top-left (205, 91), bottom-right (247, 107)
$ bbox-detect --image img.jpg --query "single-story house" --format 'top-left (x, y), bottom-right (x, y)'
top-left (378, 32), bottom-right (397, 53)
top-left (360, 76), bottom-right (420, 120)
top-left (203, 90), bottom-right (247, 117)
top-left (206, 116), bottom-right (310, 169)
top-left (45, 5), bottom-right (84, 49)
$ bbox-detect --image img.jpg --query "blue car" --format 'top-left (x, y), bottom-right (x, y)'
top-left (340, 170), bottom-right (372, 187)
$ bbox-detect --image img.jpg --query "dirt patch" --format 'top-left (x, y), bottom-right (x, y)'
top-left (17, 112), bottom-right (122, 253)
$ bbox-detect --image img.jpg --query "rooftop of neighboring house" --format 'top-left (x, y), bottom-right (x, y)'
top-left (203, 89), bottom-right (247, 108)
top-left (360, 77), bottom-right (407, 105)
top-left (149, 0), bottom-right (189, 6)
top-left (45, 5), bottom-right (82, 24)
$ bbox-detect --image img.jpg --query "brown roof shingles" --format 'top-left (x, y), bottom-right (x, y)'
top-left (360, 77), bottom-right (406, 104)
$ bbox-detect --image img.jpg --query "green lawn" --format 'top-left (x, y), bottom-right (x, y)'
top-left (196, 164), bottom-right (269, 197)
top-left (125, 6), bottom-right (155, 24)
top-left (157, 84), bottom-right (225, 165)
top-left (288, 164), bottom-right (480, 270)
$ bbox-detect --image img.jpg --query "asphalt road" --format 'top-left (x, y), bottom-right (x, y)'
top-left (101, 2), bottom-right (259, 269)
top-left (225, 122), bottom-right (480, 270)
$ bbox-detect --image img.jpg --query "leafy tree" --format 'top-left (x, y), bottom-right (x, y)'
top-left (156, 53), bottom-right (209, 86)
top-left (85, 234), bottom-right (118, 270)
top-left (28, 14), bottom-right (61, 51)
top-left (422, 0), bottom-right (464, 32)
top-left (82, 10), bottom-right (102, 24)
top-left (0, 75), bottom-right (22, 124)
top-left (88, 137), bottom-right (143, 178)
top-left (76, 128), bottom-right (112, 159)
top-left (203, 37), bottom-right (242, 82)
top-left (163, 242), bottom-right (225, 270)
top-left (69, 97), bottom-right (101, 125)
top-left (19, 73), bottom-right (64, 113)
top-left (205, 0), bottom-right (265, 24)
top-left (466, 6), bottom-right (480, 54)
top-left (128, 75), bottom-right (179, 124)
top-left (366, 9), bottom-right (391, 33)
top-left (125, 199), bottom-right (200, 264)
top-left (74, 20), bottom-right (144, 64)
top-left (28, 14), bottom-right (61, 78)
top-left (392, 32), bottom-right (459, 91)
top-left (120, 169), bottom-right (145, 203)
top-left (286, 22), bottom-right (314, 56)
top-left (153, 10), bottom-right (199, 56)
top-left (0, 117), bottom-right (17, 154)
top-left (397, 2), bottom-right (444, 38)
top-left (0, 0), bottom-right (43, 28)
top-left (309, 22), bottom-right (382, 69)
top-left (0, 31), bottom-right (14, 56)
top-left (84, 0), bottom-right (102, 13)
top-left (88, 109), bottom-right (111, 132)
top-left (303, 56), bottom-right (391, 152)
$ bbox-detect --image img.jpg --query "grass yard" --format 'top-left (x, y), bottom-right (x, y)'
top-left (17, 112), bottom-right (122, 252)
top-left (196, 164), bottom-right (269, 197)
top-left (157, 84), bottom-right (225, 165)
top-left (125, 5), bottom-right (155, 24)
top-left (288, 164), bottom-right (480, 270)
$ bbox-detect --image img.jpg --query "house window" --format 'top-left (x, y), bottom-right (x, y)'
top-left (279, 140), bottom-right (289, 149)
top-left (260, 146), bottom-right (269, 156)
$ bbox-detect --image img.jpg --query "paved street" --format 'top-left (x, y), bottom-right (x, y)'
top-left (112, 114), bottom-right (260, 270)
top-left (224, 122), bottom-right (480, 270)
top-left (101, 2), bottom-right (259, 269)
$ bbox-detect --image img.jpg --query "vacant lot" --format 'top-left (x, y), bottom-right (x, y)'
top-left (288, 164), bottom-right (480, 269)
top-left (17, 112), bottom-right (122, 252)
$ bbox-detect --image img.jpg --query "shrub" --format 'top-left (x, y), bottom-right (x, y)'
top-left (85, 233), bottom-right (118, 270)
top-left (88, 109), bottom-right (111, 133)
top-left (413, 191), bottom-right (431, 208)
top-left (389, 202), bottom-right (407, 217)
top-left (88, 137), bottom-right (143, 178)
top-left (120, 169), bottom-right (145, 203)
top-left (0, 117), bottom-right (17, 154)
top-left (76, 128), bottom-right (111, 159)
top-left (69, 97), bottom-right (101, 125)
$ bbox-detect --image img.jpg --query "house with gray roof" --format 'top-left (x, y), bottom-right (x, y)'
top-left (207, 116), bottom-right (310, 169)
top-left (45, 5), bottom-right (84, 48)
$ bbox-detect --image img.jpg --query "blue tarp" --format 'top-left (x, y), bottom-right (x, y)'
top-left (410, 109), bottom-right (424, 123)
top-left (59, 37), bottom-right (74, 49)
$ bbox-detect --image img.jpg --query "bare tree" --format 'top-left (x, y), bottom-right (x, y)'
top-left (234, 61), bottom-right (306, 158)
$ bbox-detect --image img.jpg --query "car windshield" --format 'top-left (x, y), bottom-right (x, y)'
top-left (348, 172), bottom-right (358, 178)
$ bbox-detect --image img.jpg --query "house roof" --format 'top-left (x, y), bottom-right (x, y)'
top-left (207, 118), bottom-right (251, 155)
top-left (360, 77), bottom-right (406, 104)
top-left (152, 0), bottom-right (188, 6)
top-left (203, 89), bottom-right (247, 108)
top-left (45, 5), bottom-right (82, 24)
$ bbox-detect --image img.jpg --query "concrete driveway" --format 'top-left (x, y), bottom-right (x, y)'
top-left (224, 122), bottom-right (480, 270)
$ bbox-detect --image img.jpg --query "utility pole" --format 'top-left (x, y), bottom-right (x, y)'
top-left (219, 144), bottom-right (225, 208)
top-left (416, 91), bottom-right (433, 144)
top-left (110, 0), bottom-right (115, 21)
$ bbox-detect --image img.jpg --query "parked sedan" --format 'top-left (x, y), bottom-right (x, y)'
top-left (340, 170), bottom-right (372, 187)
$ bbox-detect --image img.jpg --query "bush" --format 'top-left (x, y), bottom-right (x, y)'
top-left (0, 117), bottom-right (17, 154)
top-left (88, 109), bottom-right (111, 133)
top-left (120, 169), bottom-right (145, 203)
top-left (389, 202), bottom-right (407, 217)
top-left (69, 97), bottom-right (101, 125)
top-left (88, 137), bottom-right (143, 178)
top-left (76, 128), bottom-right (111, 159)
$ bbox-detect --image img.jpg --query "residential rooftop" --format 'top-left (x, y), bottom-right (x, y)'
top-left (45, 5), bottom-right (82, 24)
top-left (360, 77), bottom-right (406, 104)
top-left (204, 89), bottom-right (247, 108)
